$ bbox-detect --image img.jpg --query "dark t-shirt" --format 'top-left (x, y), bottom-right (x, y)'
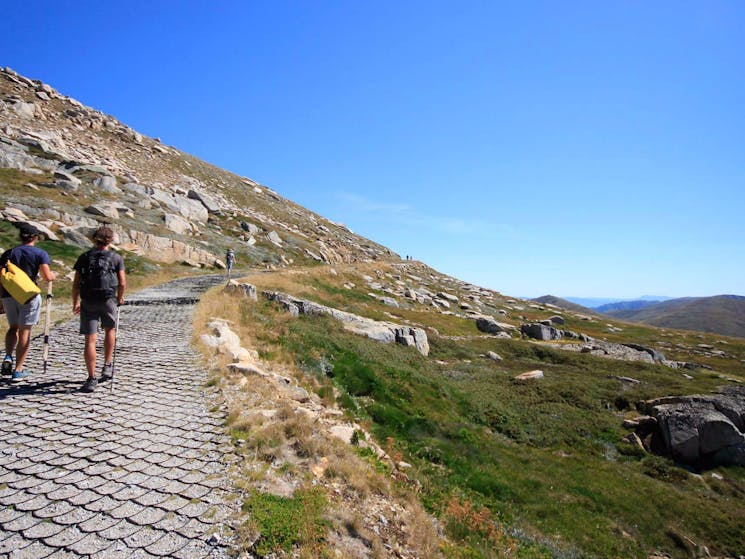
top-left (73, 249), bottom-right (125, 299)
top-left (0, 244), bottom-right (51, 298)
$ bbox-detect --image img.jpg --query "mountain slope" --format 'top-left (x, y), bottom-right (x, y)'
top-left (532, 294), bottom-right (596, 315)
top-left (606, 295), bottom-right (745, 338)
top-left (0, 66), bottom-right (394, 270)
top-left (596, 299), bottom-right (662, 313)
top-left (4, 66), bottom-right (745, 559)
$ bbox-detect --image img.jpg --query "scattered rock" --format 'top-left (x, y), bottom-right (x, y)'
top-left (514, 370), bottom-right (544, 381)
top-left (486, 351), bottom-right (503, 362)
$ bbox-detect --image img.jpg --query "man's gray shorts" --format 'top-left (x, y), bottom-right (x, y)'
top-left (2, 295), bottom-right (42, 326)
top-left (80, 298), bottom-right (117, 335)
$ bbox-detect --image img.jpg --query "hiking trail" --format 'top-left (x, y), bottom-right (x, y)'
top-left (0, 275), bottom-right (238, 558)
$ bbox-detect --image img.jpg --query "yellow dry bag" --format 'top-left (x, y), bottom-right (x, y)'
top-left (0, 260), bottom-right (41, 304)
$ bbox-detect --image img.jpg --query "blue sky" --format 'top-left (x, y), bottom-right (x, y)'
top-left (2, 1), bottom-right (743, 298)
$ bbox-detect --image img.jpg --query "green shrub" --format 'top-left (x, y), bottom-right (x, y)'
top-left (641, 456), bottom-right (689, 483)
top-left (242, 487), bottom-right (327, 555)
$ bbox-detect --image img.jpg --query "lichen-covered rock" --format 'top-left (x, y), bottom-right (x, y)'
top-left (263, 290), bottom-right (430, 356)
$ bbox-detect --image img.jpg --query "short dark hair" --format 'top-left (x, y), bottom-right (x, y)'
top-left (18, 222), bottom-right (41, 241)
top-left (92, 226), bottom-right (115, 246)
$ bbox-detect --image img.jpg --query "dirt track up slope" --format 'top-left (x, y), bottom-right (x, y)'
top-left (0, 275), bottom-right (238, 558)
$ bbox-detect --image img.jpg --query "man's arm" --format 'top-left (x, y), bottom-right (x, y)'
top-left (39, 263), bottom-right (56, 282)
top-left (72, 270), bottom-right (81, 314)
top-left (116, 269), bottom-right (126, 306)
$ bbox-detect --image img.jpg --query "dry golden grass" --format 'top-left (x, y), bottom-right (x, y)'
top-left (193, 269), bottom-right (447, 558)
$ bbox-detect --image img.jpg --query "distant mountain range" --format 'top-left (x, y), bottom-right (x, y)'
top-left (537, 294), bottom-right (745, 339)
top-left (594, 300), bottom-right (663, 313)
top-left (565, 296), bottom-right (672, 308)
top-left (603, 295), bottom-right (745, 339)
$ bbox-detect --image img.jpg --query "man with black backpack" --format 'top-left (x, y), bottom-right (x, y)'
top-left (72, 226), bottom-right (126, 393)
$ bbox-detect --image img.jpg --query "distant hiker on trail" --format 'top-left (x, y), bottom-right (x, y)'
top-left (226, 248), bottom-right (235, 280)
top-left (1, 223), bottom-right (56, 382)
top-left (72, 226), bottom-right (126, 393)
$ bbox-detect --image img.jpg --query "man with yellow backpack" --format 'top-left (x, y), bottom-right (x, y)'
top-left (0, 223), bottom-right (56, 382)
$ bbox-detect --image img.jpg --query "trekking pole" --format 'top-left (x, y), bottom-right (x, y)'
top-left (42, 281), bottom-right (53, 374)
top-left (110, 303), bottom-right (121, 393)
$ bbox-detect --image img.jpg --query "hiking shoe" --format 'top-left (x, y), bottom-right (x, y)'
top-left (81, 377), bottom-right (98, 393)
top-left (11, 369), bottom-right (29, 382)
top-left (100, 363), bottom-right (114, 382)
top-left (1, 356), bottom-right (12, 378)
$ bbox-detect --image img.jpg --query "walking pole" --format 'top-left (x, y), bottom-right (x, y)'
top-left (42, 281), bottom-right (53, 374)
top-left (110, 303), bottom-right (121, 393)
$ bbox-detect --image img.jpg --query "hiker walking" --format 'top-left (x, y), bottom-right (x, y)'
top-left (226, 248), bottom-right (235, 280)
top-left (1, 223), bottom-right (56, 382)
top-left (72, 226), bottom-right (126, 393)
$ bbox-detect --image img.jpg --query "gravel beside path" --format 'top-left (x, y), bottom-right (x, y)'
top-left (0, 275), bottom-right (238, 558)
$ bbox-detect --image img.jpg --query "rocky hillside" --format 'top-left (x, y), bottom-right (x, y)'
top-left (0, 66), bottom-right (395, 269)
top-left (605, 295), bottom-right (745, 339)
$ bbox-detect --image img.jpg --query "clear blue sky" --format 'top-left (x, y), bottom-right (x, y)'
top-left (2, 1), bottom-right (743, 299)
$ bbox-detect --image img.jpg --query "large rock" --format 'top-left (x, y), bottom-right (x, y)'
top-left (263, 291), bottom-right (429, 356)
top-left (84, 204), bottom-right (119, 221)
top-left (60, 227), bottom-right (94, 248)
top-left (122, 182), bottom-right (154, 197)
top-left (637, 387), bottom-right (745, 467)
top-left (187, 189), bottom-right (221, 214)
top-left (92, 175), bottom-right (121, 194)
top-left (476, 316), bottom-right (515, 335)
top-left (9, 100), bottom-right (37, 119)
top-left (240, 221), bottom-right (261, 235)
top-left (164, 213), bottom-right (192, 234)
top-left (622, 343), bottom-right (666, 362)
top-left (0, 140), bottom-right (57, 172)
top-left (267, 231), bottom-right (283, 247)
top-left (225, 281), bottom-right (258, 301)
top-left (521, 323), bottom-right (562, 341)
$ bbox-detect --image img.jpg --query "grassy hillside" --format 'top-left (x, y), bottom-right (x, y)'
top-left (606, 295), bottom-right (745, 339)
top-left (213, 265), bottom-right (745, 558)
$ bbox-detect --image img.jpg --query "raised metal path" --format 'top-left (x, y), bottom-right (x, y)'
top-left (0, 275), bottom-right (237, 558)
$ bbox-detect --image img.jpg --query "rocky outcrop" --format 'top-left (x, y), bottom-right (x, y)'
top-left (521, 323), bottom-right (562, 341)
top-left (476, 316), bottom-right (516, 336)
top-left (632, 387), bottom-right (745, 468)
top-left (224, 280), bottom-right (258, 301)
top-left (124, 229), bottom-right (220, 266)
top-left (263, 291), bottom-right (430, 356)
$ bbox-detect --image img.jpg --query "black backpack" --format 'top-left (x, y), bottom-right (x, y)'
top-left (80, 250), bottom-right (118, 300)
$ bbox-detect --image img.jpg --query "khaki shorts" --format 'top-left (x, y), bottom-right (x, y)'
top-left (80, 298), bottom-right (118, 335)
top-left (2, 295), bottom-right (42, 326)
